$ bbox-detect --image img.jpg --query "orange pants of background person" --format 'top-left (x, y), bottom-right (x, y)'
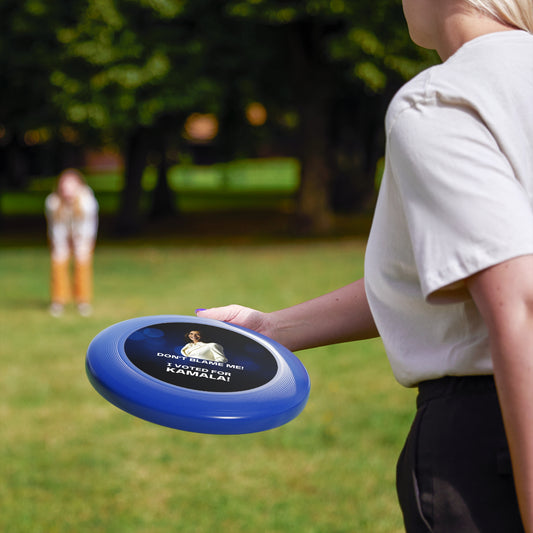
top-left (49, 253), bottom-right (94, 316)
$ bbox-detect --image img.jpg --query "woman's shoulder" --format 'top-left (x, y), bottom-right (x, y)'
top-left (386, 31), bottom-right (533, 134)
top-left (385, 67), bottom-right (437, 133)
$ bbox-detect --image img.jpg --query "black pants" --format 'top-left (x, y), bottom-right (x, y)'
top-left (396, 375), bottom-right (524, 533)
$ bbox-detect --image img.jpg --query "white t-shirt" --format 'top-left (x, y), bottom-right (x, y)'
top-left (365, 31), bottom-right (533, 387)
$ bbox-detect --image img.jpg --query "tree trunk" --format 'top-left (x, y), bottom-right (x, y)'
top-left (150, 135), bottom-right (177, 219)
top-left (115, 126), bottom-right (149, 236)
top-left (295, 92), bottom-right (333, 233)
top-left (4, 132), bottom-right (30, 189)
top-left (288, 20), bottom-right (334, 235)
top-left (329, 91), bottom-right (386, 213)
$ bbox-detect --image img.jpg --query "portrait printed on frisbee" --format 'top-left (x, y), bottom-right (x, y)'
top-left (181, 329), bottom-right (228, 363)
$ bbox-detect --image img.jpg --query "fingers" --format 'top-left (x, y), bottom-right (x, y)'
top-left (196, 305), bottom-right (268, 334)
top-left (196, 304), bottom-right (250, 324)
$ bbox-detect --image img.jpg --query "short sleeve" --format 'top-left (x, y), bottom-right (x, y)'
top-left (389, 99), bottom-right (533, 301)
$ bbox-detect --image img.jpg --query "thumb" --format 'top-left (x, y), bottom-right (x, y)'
top-left (196, 305), bottom-right (244, 323)
top-left (196, 305), bottom-right (266, 333)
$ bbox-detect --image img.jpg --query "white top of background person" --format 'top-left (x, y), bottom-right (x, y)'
top-left (181, 330), bottom-right (228, 363)
top-left (45, 169), bottom-right (98, 261)
top-left (45, 168), bottom-right (99, 316)
top-left (198, 0), bottom-right (533, 530)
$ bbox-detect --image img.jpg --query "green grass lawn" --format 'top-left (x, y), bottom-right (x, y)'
top-left (0, 238), bottom-right (415, 533)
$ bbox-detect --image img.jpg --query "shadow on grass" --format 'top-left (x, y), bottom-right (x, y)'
top-left (0, 210), bottom-right (373, 248)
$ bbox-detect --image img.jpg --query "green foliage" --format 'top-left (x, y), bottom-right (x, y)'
top-left (226, 0), bottom-right (437, 91)
top-left (227, 0), bottom-right (354, 21)
top-left (1, 0), bottom-right (438, 139)
top-left (0, 1), bottom-right (65, 131)
top-left (50, 0), bottom-right (220, 135)
top-left (0, 239), bottom-right (415, 533)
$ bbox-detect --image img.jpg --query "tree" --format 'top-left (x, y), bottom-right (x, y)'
top-left (51, 0), bottom-right (278, 234)
top-left (50, 0), bottom-right (211, 233)
top-left (224, 0), bottom-right (438, 232)
top-left (3, 0), bottom-right (438, 234)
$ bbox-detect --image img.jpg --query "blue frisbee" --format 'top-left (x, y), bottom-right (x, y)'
top-left (86, 315), bottom-right (310, 434)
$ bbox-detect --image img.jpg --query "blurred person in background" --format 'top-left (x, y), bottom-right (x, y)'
top-left (45, 168), bottom-right (98, 317)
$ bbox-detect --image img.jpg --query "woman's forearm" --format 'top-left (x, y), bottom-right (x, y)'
top-left (198, 278), bottom-right (378, 352)
top-left (266, 278), bottom-right (379, 351)
top-left (491, 335), bottom-right (533, 533)
top-left (468, 255), bottom-right (533, 532)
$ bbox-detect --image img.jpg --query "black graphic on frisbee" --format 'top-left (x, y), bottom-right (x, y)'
top-left (86, 315), bottom-right (310, 434)
top-left (124, 323), bottom-right (278, 393)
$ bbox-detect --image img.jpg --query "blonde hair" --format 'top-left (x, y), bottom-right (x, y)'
top-left (464, 0), bottom-right (533, 32)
